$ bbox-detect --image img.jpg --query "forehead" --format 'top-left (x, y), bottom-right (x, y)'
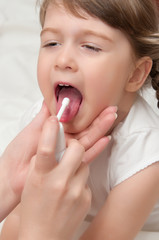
top-left (44, 4), bottom-right (100, 32)
top-left (44, 4), bottom-right (112, 36)
top-left (44, 1), bottom-right (91, 22)
top-left (43, 4), bottom-right (131, 45)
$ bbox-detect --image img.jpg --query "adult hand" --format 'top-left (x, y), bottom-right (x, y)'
top-left (66, 106), bottom-right (117, 163)
top-left (0, 102), bottom-right (116, 222)
top-left (18, 116), bottom-right (91, 240)
top-left (0, 102), bottom-right (50, 221)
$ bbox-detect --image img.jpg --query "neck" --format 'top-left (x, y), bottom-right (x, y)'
top-left (109, 92), bottom-right (138, 134)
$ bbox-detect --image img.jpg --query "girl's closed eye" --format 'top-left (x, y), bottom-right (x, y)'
top-left (82, 44), bottom-right (102, 53)
top-left (42, 41), bottom-right (61, 48)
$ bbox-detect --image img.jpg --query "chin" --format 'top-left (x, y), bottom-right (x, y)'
top-left (63, 124), bottom-right (82, 134)
top-left (63, 120), bottom-right (87, 135)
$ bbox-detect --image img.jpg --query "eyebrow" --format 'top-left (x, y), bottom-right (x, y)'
top-left (81, 30), bottom-right (113, 43)
top-left (40, 27), bottom-right (113, 43)
top-left (40, 27), bottom-right (58, 36)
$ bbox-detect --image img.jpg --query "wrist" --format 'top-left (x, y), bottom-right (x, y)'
top-left (18, 232), bottom-right (61, 240)
top-left (18, 223), bottom-right (73, 240)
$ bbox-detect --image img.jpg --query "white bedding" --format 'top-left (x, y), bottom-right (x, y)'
top-left (0, 0), bottom-right (42, 154)
top-left (0, 0), bottom-right (159, 238)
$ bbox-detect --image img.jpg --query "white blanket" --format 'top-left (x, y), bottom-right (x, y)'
top-left (0, 0), bottom-right (158, 238)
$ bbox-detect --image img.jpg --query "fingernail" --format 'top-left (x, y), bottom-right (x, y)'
top-left (107, 135), bottom-right (112, 141)
top-left (114, 112), bottom-right (118, 119)
top-left (50, 116), bottom-right (58, 123)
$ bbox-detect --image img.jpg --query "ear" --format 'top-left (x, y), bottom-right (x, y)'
top-left (125, 57), bottom-right (152, 92)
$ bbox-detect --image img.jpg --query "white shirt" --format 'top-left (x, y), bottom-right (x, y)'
top-left (86, 95), bottom-right (159, 232)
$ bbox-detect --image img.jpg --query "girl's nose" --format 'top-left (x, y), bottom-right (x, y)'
top-left (55, 46), bottom-right (78, 72)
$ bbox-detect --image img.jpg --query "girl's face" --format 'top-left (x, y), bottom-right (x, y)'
top-left (38, 4), bottom-right (136, 134)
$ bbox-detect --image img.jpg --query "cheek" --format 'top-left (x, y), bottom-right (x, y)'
top-left (37, 51), bottom-right (51, 81)
top-left (37, 57), bottom-right (55, 113)
top-left (37, 71), bottom-right (46, 98)
top-left (37, 56), bottom-right (45, 89)
top-left (85, 70), bottom-right (129, 111)
top-left (85, 70), bottom-right (115, 106)
top-left (37, 55), bottom-right (50, 94)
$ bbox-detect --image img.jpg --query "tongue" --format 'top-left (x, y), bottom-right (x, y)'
top-left (57, 87), bottom-right (82, 122)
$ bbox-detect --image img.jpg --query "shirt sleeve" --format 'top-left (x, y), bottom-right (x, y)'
top-left (108, 128), bottom-right (159, 190)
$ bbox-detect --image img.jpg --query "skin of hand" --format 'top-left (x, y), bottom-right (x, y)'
top-left (18, 116), bottom-right (91, 240)
top-left (0, 102), bottom-right (116, 223)
top-left (0, 102), bottom-right (50, 221)
top-left (66, 106), bottom-right (117, 163)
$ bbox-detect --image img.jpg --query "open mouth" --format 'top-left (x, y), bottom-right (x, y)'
top-left (55, 83), bottom-right (83, 122)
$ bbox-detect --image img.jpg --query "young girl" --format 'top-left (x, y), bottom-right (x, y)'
top-left (1, 0), bottom-right (159, 239)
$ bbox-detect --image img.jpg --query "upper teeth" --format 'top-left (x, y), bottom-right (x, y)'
top-left (59, 84), bottom-right (69, 87)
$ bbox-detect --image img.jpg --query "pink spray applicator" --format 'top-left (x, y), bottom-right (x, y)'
top-left (56, 97), bottom-right (70, 162)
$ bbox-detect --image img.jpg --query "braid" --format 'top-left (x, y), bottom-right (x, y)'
top-left (150, 60), bottom-right (159, 108)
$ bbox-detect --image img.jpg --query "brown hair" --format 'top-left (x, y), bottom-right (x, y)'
top-left (38, 0), bottom-right (159, 107)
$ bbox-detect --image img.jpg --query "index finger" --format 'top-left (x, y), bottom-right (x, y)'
top-left (78, 107), bottom-right (117, 150)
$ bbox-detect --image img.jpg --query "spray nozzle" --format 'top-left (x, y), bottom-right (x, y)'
top-left (55, 97), bottom-right (70, 162)
top-left (57, 97), bottom-right (70, 121)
